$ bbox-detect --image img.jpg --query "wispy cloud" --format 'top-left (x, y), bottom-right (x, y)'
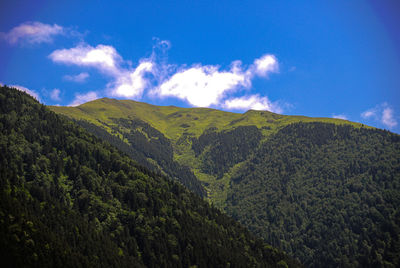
top-left (63, 72), bottom-right (90, 83)
top-left (361, 103), bottom-right (398, 128)
top-left (50, 43), bottom-right (153, 98)
top-left (50, 88), bottom-right (61, 101)
top-left (223, 95), bottom-right (283, 113)
top-left (361, 107), bottom-right (378, 119)
top-left (69, 91), bottom-right (98, 107)
top-left (332, 114), bottom-right (348, 120)
top-left (382, 107), bottom-right (397, 128)
top-left (10, 84), bottom-right (40, 100)
top-left (1, 22), bottom-right (64, 45)
top-left (49, 38), bottom-right (283, 112)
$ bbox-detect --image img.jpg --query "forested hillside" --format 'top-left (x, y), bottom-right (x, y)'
top-left (50, 98), bottom-right (360, 204)
top-left (75, 118), bottom-right (206, 197)
top-left (0, 86), bottom-right (300, 267)
top-left (50, 96), bottom-right (400, 267)
top-left (226, 123), bottom-right (400, 267)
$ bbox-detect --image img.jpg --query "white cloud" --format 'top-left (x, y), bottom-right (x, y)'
top-left (223, 95), bottom-right (283, 113)
top-left (10, 84), bottom-right (40, 100)
top-left (361, 103), bottom-right (398, 129)
top-left (1, 21), bottom-right (64, 45)
top-left (153, 63), bottom-right (248, 107)
top-left (50, 88), bottom-right (61, 101)
top-left (63, 72), bottom-right (89, 83)
top-left (151, 53), bottom-right (278, 108)
top-left (332, 114), bottom-right (348, 120)
top-left (112, 61), bottom-right (154, 98)
top-left (250, 54), bottom-right (279, 77)
top-left (50, 44), bottom-right (154, 98)
top-left (49, 44), bottom-right (122, 74)
top-left (361, 108), bottom-right (377, 119)
top-left (49, 40), bottom-right (282, 110)
top-left (69, 91), bottom-right (98, 107)
top-left (382, 107), bottom-right (397, 128)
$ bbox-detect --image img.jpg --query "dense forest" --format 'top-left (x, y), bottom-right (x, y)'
top-left (0, 86), bottom-right (300, 267)
top-left (191, 126), bottom-right (263, 178)
top-left (226, 122), bottom-right (400, 267)
top-left (75, 118), bottom-right (206, 197)
top-left (51, 96), bottom-right (400, 267)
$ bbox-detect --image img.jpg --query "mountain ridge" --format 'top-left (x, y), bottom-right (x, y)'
top-left (50, 97), bottom-right (366, 141)
top-left (50, 97), bottom-right (400, 267)
top-left (0, 85), bottom-right (301, 267)
top-left (49, 97), bottom-right (373, 205)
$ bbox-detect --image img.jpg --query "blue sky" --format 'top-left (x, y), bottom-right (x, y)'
top-left (1, 0), bottom-right (399, 132)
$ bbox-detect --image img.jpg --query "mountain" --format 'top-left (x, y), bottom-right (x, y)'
top-left (226, 122), bottom-right (400, 267)
top-left (0, 86), bottom-right (300, 267)
top-left (50, 98), bottom-right (363, 204)
top-left (51, 97), bottom-right (400, 267)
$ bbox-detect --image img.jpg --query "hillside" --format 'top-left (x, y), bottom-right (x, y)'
top-left (50, 97), bottom-right (400, 267)
top-left (0, 86), bottom-right (300, 267)
top-left (50, 97), bottom-right (364, 204)
top-left (226, 122), bottom-right (400, 267)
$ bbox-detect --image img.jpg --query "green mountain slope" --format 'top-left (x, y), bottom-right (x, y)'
top-left (49, 97), bottom-right (400, 267)
top-left (50, 97), bottom-right (364, 203)
top-left (50, 97), bottom-right (363, 141)
top-left (226, 122), bottom-right (400, 267)
top-left (75, 118), bottom-right (206, 197)
top-left (0, 86), bottom-right (300, 267)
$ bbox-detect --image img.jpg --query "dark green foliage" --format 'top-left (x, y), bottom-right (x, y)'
top-left (226, 122), bottom-right (400, 267)
top-left (192, 126), bottom-right (262, 178)
top-left (0, 86), bottom-right (300, 267)
top-left (49, 94), bottom-right (400, 267)
top-left (76, 119), bottom-right (206, 197)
